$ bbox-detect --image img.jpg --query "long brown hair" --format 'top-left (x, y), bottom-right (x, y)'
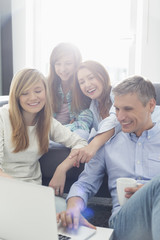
top-left (47, 42), bottom-right (82, 113)
top-left (9, 68), bottom-right (52, 154)
top-left (72, 61), bottom-right (111, 116)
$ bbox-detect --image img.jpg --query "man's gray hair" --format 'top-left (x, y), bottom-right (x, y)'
top-left (112, 75), bottom-right (156, 106)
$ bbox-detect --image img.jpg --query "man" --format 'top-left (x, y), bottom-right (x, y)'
top-left (58, 76), bottom-right (160, 240)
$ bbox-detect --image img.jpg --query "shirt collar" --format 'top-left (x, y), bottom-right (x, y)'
top-left (128, 122), bottom-right (160, 142)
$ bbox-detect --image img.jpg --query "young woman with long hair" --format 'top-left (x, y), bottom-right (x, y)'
top-left (48, 42), bottom-right (93, 139)
top-left (70, 60), bottom-right (119, 163)
top-left (0, 68), bottom-right (88, 200)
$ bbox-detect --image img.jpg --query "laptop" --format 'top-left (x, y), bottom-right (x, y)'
top-left (0, 177), bottom-right (96, 240)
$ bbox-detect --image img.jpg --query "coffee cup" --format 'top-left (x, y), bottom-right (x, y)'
top-left (116, 177), bottom-right (137, 206)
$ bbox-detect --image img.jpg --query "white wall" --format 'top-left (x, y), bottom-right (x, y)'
top-left (11, 0), bottom-right (160, 82)
top-left (0, 15), bottom-right (2, 94)
top-left (11, 0), bottom-right (26, 74)
top-left (135, 0), bottom-right (160, 82)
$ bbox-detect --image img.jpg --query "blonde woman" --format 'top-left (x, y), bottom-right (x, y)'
top-left (0, 69), bottom-right (87, 206)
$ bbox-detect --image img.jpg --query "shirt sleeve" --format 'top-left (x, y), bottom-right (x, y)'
top-left (98, 114), bottom-right (119, 133)
top-left (65, 109), bottom-right (93, 132)
top-left (50, 118), bottom-right (88, 149)
top-left (66, 146), bottom-right (106, 206)
top-left (88, 112), bottom-right (120, 141)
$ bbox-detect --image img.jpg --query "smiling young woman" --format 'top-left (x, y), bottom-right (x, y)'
top-left (0, 68), bottom-right (89, 206)
top-left (47, 42), bottom-right (93, 139)
top-left (69, 61), bottom-right (119, 165)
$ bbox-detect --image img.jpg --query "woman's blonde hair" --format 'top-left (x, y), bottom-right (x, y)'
top-left (48, 42), bottom-right (82, 113)
top-left (72, 61), bottom-right (111, 115)
top-left (9, 68), bottom-right (52, 154)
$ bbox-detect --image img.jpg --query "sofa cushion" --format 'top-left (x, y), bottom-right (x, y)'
top-left (153, 83), bottom-right (160, 105)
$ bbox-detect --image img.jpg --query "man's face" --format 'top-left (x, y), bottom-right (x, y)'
top-left (114, 93), bottom-right (156, 136)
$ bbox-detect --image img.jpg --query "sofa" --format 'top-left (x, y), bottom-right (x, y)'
top-left (0, 82), bottom-right (160, 199)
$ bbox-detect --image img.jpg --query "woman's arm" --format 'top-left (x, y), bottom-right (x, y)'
top-left (71, 128), bottom-right (115, 165)
top-left (48, 149), bottom-right (81, 196)
top-left (65, 109), bottom-right (93, 132)
top-left (69, 111), bottom-right (118, 165)
top-left (49, 119), bottom-right (89, 195)
top-left (0, 112), bottom-right (12, 179)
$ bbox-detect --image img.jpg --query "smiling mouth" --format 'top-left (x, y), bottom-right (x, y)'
top-left (28, 102), bottom-right (39, 106)
top-left (60, 73), bottom-right (69, 78)
top-left (121, 121), bottom-right (132, 127)
top-left (87, 88), bottom-right (96, 93)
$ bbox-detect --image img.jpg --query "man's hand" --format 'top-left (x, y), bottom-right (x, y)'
top-left (57, 197), bottom-right (96, 230)
top-left (125, 184), bottom-right (144, 199)
top-left (49, 166), bottom-right (66, 196)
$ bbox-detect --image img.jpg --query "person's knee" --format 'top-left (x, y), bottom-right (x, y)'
top-left (147, 175), bottom-right (160, 192)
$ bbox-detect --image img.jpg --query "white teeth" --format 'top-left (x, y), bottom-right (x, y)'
top-left (88, 88), bottom-right (96, 93)
top-left (122, 122), bottom-right (131, 125)
top-left (29, 103), bottom-right (39, 106)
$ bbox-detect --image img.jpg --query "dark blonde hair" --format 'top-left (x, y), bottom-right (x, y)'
top-left (48, 42), bottom-right (82, 113)
top-left (72, 61), bottom-right (111, 114)
top-left (9, 68), bottom-right (52, 154)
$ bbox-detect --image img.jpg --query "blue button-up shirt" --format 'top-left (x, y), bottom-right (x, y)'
top-left (67, 121), bottom-right (160, 219)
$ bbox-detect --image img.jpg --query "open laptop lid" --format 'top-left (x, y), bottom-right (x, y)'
top-left (0, 177), bottom-right (97, 240)
top-left (0, 177), bottom-right (58, 240)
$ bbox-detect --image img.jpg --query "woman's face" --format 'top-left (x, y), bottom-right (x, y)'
top-left (77, 68), bottom-right (103, 101)
top-left (19, 80), bottom-right (46, 120)
top-left (54, 54), bottom-right (75, 82)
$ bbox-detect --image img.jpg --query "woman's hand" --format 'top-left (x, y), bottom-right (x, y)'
top-left (70, 145), bottom-right (96, 167)
top-left (49, 166), bottom-right (66, 196)
top-left (70, 130), bottom-right (115, 167)
top-left (49, 151), bottom-right (82, 195)
top-left (0, 169), bottom-right (12, 178)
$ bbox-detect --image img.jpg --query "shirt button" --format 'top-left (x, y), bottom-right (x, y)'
top-left (148, 136), bottom-right (151, 139)
top-left (137, 161), bottom-right (140, 164)
top-left (138, 143), bottom-right (141, 146)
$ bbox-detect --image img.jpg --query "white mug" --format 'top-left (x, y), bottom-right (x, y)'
top-left (116, 177), bottom-right (137, 206)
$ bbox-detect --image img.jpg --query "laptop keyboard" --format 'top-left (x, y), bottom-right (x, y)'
top-left (58, 234), bottom-right (71, 240)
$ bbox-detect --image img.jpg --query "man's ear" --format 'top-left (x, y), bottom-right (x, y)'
top-left (149, 98), bottom-right (156, 113)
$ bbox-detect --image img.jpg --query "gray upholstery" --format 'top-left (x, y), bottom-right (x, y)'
top-left (153, 83), bottom-right (160, 105)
